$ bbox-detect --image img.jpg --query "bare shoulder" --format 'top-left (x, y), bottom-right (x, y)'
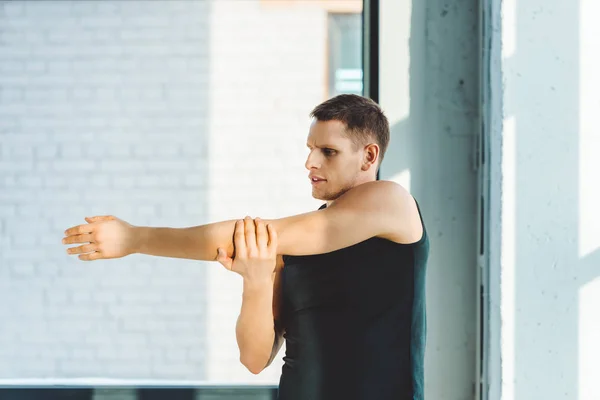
top-left (341, 180), bottom-right (423, 244)
top-left (339, 180), bottom-right (412, 210)
top-left (334, 180), bottom-right (407, 203)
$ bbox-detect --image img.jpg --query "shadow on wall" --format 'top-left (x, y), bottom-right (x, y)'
top-left (0, 0), bottom-right (211, 382)
top-left (503, 0), bottom-right (600, 398)
top-left (379, 0), bottom-right (479, 399)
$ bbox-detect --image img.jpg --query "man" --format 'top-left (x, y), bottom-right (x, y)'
top-left (62, 94), bottom-right (429, 400)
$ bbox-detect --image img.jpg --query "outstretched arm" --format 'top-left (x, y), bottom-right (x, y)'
top-left (63, 180), bottom-right (422, 261)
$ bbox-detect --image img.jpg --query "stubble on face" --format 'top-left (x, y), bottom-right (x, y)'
top-left (306, 120), bottom-right (366, 202)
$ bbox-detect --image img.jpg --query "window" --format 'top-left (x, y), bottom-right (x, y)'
top-left (328, 13), bottom-right (363, 97)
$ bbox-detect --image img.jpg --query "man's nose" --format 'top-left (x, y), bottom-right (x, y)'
top-left (305, 151), bottom-right (321, 170)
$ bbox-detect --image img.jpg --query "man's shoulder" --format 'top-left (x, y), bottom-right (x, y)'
top-left (333, 180), bottom-right (423, 244)
top-left (343, 180), bottom-right (414, 211)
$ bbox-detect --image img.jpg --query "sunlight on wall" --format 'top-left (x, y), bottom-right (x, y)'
top-left (501, 0), bottom-right (516, 60)
top-left (578, 0), bottom-right (600, 260)
top-left (579, 277), bottom-right (600, 400)
top-left (204, 1), bottom-right (326, 384)
top-left (578, 1), bottom-right (600, 398)
top-left (501, 116), bottom-right (516, 400)
top-left (379, 0), bottom-right (410, 125)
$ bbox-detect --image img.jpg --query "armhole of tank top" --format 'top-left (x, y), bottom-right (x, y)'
top-left (412, 198), bottom-right (427, 244)
top-left (391, 197), bottom-right (427, 247)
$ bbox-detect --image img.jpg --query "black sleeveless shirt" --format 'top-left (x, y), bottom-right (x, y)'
top-left (278, 201), bottom-right (429, 400)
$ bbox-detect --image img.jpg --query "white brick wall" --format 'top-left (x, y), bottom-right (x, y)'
top-left (204, 0), bottom-right (326, 383)
top-left (0, 0), bottom-right (331, 384)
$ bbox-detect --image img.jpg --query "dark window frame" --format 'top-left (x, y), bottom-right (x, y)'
top-left (362, 0), bottom-right (379, 179)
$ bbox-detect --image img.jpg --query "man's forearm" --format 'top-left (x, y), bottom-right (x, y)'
top-left (236, 279), bottom-right (276, 374)
top-left (133, 221), bottom-right (238, 261)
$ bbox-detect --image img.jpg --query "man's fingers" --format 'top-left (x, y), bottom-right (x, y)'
top-left (66, 243), bottom-right (98, 255)
top-left (78, 251), bottom-right (103, 261)
top-left (66, 216), bottom-right (115, 236)
top-left (233, 219), bottom-right (247, 258)
top-left (85, 215), bottom-right (114, 222)
top-left (64, 223), bottom-right (96, 237)
top-left (62, 233), bottom-right (94, 245)
top-left (255, 218), bottom-right (268, 252)
top-left (244, 216), bottom-right (257, 254)
top-left (267, 223), bottom-right (278, 254)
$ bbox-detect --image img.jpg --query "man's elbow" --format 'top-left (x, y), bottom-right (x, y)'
top-left (244, 363), bottom-right (264, 375)
top-left (240, 355), bottom-right (267, 375)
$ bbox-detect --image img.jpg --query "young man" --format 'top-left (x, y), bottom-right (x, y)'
top-left (62, 94), bottom-right (429, 400)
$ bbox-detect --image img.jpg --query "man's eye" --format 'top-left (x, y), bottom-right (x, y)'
top-left (323, 149), bottom-right (336, 156)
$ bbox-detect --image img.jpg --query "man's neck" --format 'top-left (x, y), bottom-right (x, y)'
top-left (325, 177), bottom-right (378, 208)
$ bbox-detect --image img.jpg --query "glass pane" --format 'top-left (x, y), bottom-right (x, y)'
top-left (328, 13), bottom-right (364, 97)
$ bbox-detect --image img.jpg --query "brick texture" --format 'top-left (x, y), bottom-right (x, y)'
top-left (0, 0), bottom-right (330, 385)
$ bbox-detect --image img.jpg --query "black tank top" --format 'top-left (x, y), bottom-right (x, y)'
top-left (278, 201), bottom-right (429, 400)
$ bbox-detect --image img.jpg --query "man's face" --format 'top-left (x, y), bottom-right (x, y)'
top-left (305, 120), bottom-right (365, 201)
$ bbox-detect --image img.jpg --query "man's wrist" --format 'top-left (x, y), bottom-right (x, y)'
top-left (130, 226), bottom-right (147, 254)
top-left (242, 277), bottom-right (274, 295)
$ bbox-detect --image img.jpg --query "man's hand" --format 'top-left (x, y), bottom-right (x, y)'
top-left (216, 217), bottom-right (278, 283)
top-left (217, 216), bottom-right (280, 374)
top-left (62, 215), bottom-right (137, 261)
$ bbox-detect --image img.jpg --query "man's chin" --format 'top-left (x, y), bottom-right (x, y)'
top-left (312, 190), bottom-right (334, 201)
top-left (311, 189), bottom-right (324, 200)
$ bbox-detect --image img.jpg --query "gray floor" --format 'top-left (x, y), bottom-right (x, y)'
top-left (92, 388), bottom-right (277, 400)
top-left (0, 388), bottom-right (277, 400)
top-left (92, 389), bottom-right (137, 400)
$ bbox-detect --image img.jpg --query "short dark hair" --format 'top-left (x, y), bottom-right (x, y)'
top-left (309, 94), bottom-right (390, 166)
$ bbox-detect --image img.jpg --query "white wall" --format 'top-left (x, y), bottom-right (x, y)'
top-left (379, 0), bottom-right (480, 399)
top-left (0, 0), bottom-right (213, 381)
top-left (0, 0), bottom-right (330, 385)
top-left (488, 0), bottom-right (600, 398)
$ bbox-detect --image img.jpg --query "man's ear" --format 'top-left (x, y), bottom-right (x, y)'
top-left (362, 143), bottom-right (380, 170)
